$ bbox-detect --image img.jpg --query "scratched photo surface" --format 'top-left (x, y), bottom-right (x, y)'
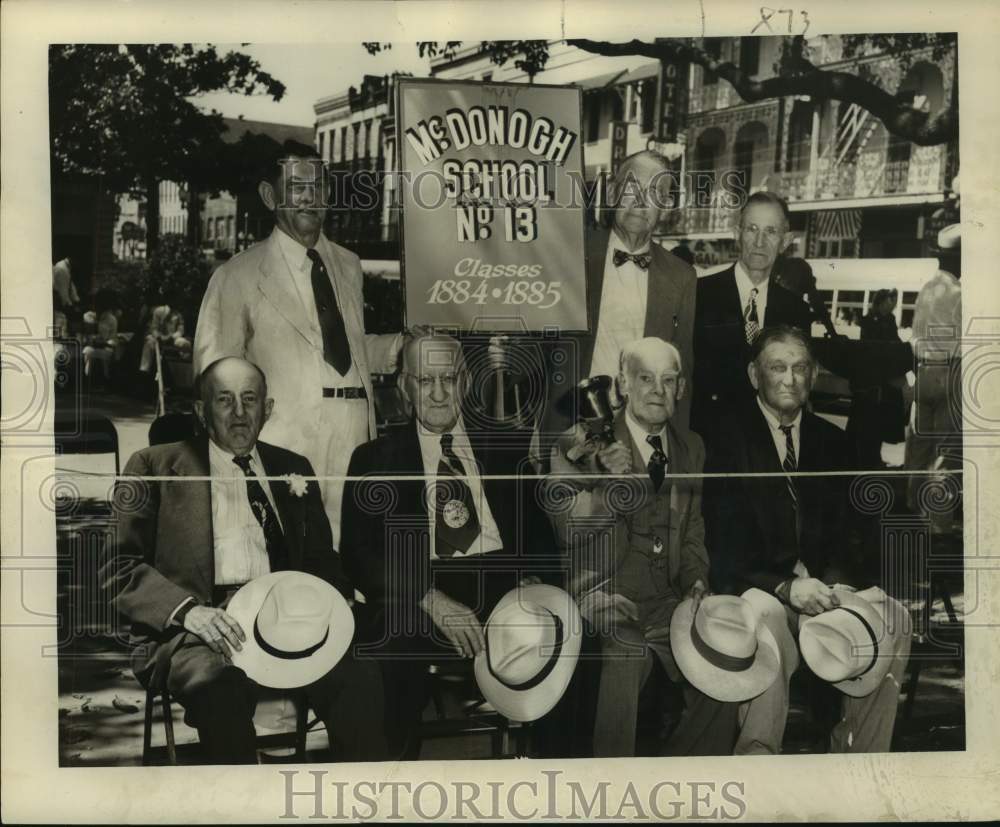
top-left (10, 3), bottom-right (999, 820)
top-left (42, 31), bottom-right (965, 771)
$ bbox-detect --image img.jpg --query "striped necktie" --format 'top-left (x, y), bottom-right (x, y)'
top-left (744, 287), bottom-right (760, 344)
top-left (779, 424), bottom-right (798, 509)
top-left (646, 433), bottom-right (668, 492)
top-left (434, 433), bottom-right (480, 557)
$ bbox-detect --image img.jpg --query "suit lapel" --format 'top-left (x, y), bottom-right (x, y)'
top-left (256, 231), bottom-right (321, 350)
top-left (168, 439), bottom-right (215, 594)
top-left (256, 443), bottom-right (304, 558)
top-left (644, 247), bottom-right (680, 341)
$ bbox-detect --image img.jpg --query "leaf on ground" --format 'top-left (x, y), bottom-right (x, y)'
top-left (113, 696), bottom-right (139, 714)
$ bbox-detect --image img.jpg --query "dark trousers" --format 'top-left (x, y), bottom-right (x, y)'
top-left (149, 633), bottom-right (388, 765)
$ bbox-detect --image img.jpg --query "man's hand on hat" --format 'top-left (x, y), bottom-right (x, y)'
top-left (183, 605), bottom-right (246, 658)
top-left (420, 588), bottom-right (485, 658)
top-left (789, 578), bottom-right (841, 616)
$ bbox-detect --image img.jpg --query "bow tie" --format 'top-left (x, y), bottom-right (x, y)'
top-left (613, 248), bottom-right (651, 270)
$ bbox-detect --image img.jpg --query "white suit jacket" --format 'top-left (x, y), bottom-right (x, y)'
top-left (194, 230), bottom-right (399, 456)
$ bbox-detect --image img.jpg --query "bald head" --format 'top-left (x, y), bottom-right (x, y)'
top-left (618, 337), bottom-right (685, 433)
top-left (195, 357), bottom-right (273, 455)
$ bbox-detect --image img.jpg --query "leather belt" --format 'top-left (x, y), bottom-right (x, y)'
top-left (323, 387), bottom-right (367, 399)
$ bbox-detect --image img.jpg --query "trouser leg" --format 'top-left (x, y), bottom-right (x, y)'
top-left (304, 650), bottom-right (390, 762)
top-left (829, 626), bottom-right (912, 753)
top-left (735, 589), bottom-right (800, 756)
top-left (592, 621), bottom-right (654, 757)
top-left (163, 637), bottom-right (259, 765)
top-left (662, 684), bottom-right (740, 756)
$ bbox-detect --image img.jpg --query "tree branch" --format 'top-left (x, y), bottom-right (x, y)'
top-left (568, 38), bottom-right (957, 145)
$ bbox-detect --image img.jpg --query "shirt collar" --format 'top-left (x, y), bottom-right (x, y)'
top-left (416, 417), bottom-right (471, 455)
top-left (208, 438), bottom-right (264, 474)
top-left (734, 261), bottom-right (770, 296)
top-left (624, 408), bottom-right (668, 455)
top-left (274, 226), bottom-right (313, 272)
top-left (610, 230), bottom-right (651, 257)
top-left (755, 395), bottom-right (802, 433)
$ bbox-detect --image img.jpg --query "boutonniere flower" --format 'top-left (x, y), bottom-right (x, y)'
top-left (285, 474), bottom-right (308, 498)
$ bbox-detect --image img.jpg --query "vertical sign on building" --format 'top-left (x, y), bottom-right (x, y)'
top-left (609, 120), bottom-right (629, 179)
top-left (653, 51), bottom-right (690, 142)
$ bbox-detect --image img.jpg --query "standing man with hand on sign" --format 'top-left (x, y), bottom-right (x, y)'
top-left (539, 150), bottom-right (697, 462)
top-left (195, 144), bottom-right (403, 548)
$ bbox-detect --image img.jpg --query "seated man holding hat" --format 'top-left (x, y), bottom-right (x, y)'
top-left (704, 325), bottom-right (912, 753)
top-left (342, 332), bottom-right (578, 756)
top-left (108, 356), bottom-right (388, 764)
top-left (545, 336), bottom-right (778, 757)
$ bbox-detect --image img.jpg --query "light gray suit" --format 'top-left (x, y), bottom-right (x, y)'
top-left (194, 230), bottom-right (400, 546)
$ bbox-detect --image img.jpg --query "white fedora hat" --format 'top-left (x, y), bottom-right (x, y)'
top-left (474, 585), bottom-right (581, 723)
top-left (800, 588), bottom-right (911, 698)
top-left (670, 594), bottom-right (781, 702)
top-left (225, 571), bottom-right (354, 689)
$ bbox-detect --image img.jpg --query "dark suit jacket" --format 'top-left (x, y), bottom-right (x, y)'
top-left (692, 266), bottom-right (812, 437)
top-left (548, 412), bottom-right (709, 632)
top-left (540, 228), bottom-right (697, 447)
top-left (341, 418), bottom-right (560, 621)
top-left (108, 437), bottom-right (351, 679)
top-left (703, 401), bottom-right (853, 596)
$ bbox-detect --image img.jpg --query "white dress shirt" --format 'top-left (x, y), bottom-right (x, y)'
top-left (416, 419), bottom-right (504, 560)
top-left (589, 232), bottom-right (650, 379)
top-left (624, 409), bottom-right (670, 468)
top-left (208, 439), bottom-right (281, 586)
top-left (274, 227), bottom-right (364, 388)
top-left (734, 262), bottom-right (771, 327)
top-left (755, 396), bottom-right (802, 467)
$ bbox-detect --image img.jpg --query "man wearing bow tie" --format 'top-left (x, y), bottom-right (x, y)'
top-left (546, 337), bottom-right (738, 757)
top-left (539, 151), bottom-right (697, 463)
top-left (194, 144), bottom-right (403, 551)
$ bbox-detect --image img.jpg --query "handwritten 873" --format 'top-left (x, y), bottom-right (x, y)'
top-left (426, 278), bottom-right (562, 308)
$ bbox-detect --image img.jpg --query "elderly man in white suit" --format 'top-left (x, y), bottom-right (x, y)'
top-left (195, 145), bottom-right (402, 547)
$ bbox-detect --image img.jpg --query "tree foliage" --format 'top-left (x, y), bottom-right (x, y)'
top-left (365, 35), bottom-right (957, 145)
top-left (49, 44), bottom-right (286, 250)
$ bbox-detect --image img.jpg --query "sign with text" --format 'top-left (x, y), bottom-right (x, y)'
top-left (397, 78), bottom-right (588, 332)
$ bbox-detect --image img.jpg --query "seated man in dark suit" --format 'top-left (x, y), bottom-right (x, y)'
top-left (546, 337), bottom-right (741, 757)
top-left (341, 333), bottom-right (568, 755)
top-left (693, 192), bottom-right (812, 443)
top-left (107, 356), bottom-right (387, 764)
top-left (704, 326), bottom-right (911, 754)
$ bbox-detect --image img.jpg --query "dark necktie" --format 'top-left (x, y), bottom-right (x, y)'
top-left (744, 287), bottom-right (760, 344)
top-left (613, 248), bottom-right (652, 270)
top-left (306, 248), bottom-right (352, 375)
top-left (646, 433), bottom-right (668, 492)
top-left (434, 433), bottom-right (480, 558)
top-left (779, 424), bottom-right (799, 509)
top-left (232, 454), bottom-right (288, 572)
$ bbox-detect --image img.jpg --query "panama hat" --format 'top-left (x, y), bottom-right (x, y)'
top-left (225, 571), bottom-right (354, 689)
top-left (799, 587), bottom-right (911, 698)
top-left (474, 585), bottom-right (582, 723)
top-left (670, 594), bottom-right (781, 702)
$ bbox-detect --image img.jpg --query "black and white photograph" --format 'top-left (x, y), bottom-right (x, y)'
top-left (3, 0), bottom-right (998, 822)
